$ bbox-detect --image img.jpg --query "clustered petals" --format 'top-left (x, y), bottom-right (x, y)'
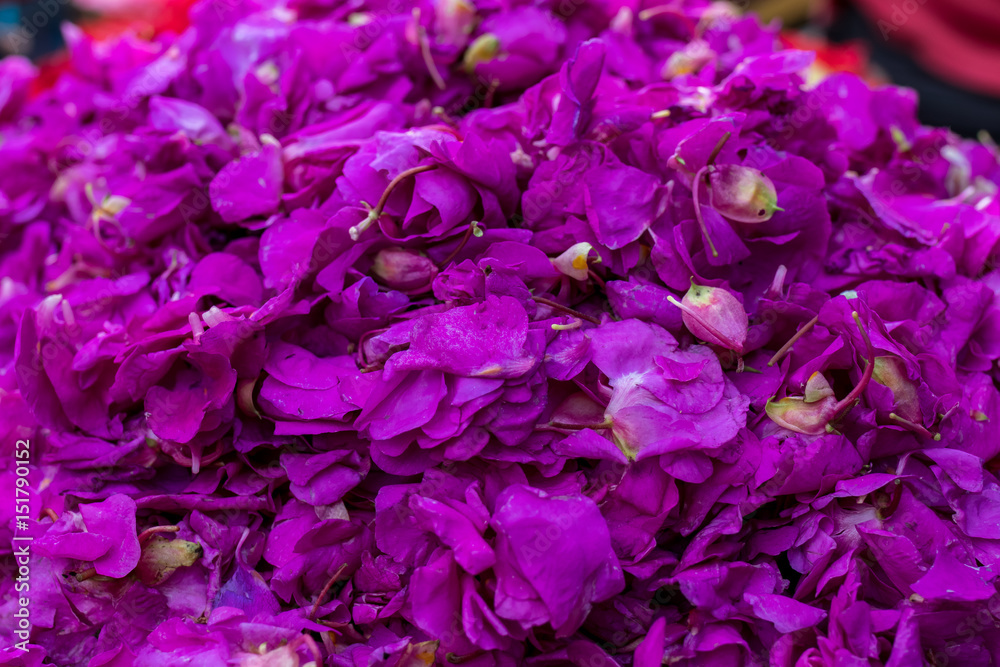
top-left (2, 1), bottom-right (1000, 666)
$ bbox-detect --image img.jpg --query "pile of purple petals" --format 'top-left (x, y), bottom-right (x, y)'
top-left (3, 0), bottom-right (1000, 665)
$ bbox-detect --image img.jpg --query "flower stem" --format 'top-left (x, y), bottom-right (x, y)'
top-left (532, 296), bottom-right (601, 325)
top-left (830, 312), bottom-right (875, 421)
top-left (438, 221), bottom-right (482, 268)
top-left (349, 164), bottom-right (438, 241)
top-left (889, 413), bottom-right (940, 440)
top-left (767, 315), bottom-right (819, 367)
top-left (692, 166), bottom-right (718, 258)
top-left (707, 131), bottom-right (731, 166)
top-left (310, 563), bottom-right (348, 620)
top-left (415, 10), bottom-right (446, 90)
top-left (588, 269), bottom-right (606, 290)
top-left (549, 418), bottom-right (613, 430)
top-left (690, 132), bottom-right (734, 258)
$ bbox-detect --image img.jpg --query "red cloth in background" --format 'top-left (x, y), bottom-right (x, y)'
top-left (780, 31), bottom-right (875, 83)
top-left (852, 0), bottom-right (1000, 97)
top-left (78, 0), bottom-right (197, 40)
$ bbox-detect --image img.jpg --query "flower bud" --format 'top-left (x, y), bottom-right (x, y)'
top-left (803, 371), bottom-right (835, 403)
top-left (670, 282), bottom-right (748, 354)
top-left (435, 0), bottom-right (477, 47)
top-left (766, 372), bottom-right (840, 435)
top-left (372, 248), bottom-right (438, 293)
top-left (765, 391), bottom-right (837, 436)
top-left (552, 242), bottom-right (596, 280)
top-left (402, 640), bottom-right (439, 665)
top-left (708, 164), bottom-right (781, 223)
top-left (137, 535), bottom-right (203, 586)
top-left (662, 40), bottom-right (714, 79)
top-left (464, 33), bottom-right (500, 73)
top-left (766, 312), bottom-right (876, 435)
top-left (237, 377), bottom-right (260, 418)
top-left (871, 356), bottom-right (921, 422)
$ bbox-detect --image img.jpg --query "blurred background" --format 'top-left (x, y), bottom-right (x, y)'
top-left (751, 0), bottom-right (1000, 138)
top-left (0, 0), bottom-right (192, 57)
top-left (0, 0), bottom-right (195, 91)
top-left (1, 0), bottom-right (998, 138)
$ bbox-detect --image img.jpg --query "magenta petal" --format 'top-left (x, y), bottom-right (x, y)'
top-left (492, 485), bottom-right (624, 636)
top-left (209, 140), bottom-right (284, 223)
top-left (910, 549), bottom-right (996, 602)
top-left (79, 495), bottom-right (141, 578)
top-left (745, 593), bottom-right (826, 634)
top-left (633, 616), bottom-right (667, 667)
top-left (35, 531), bottom-right (113, 561)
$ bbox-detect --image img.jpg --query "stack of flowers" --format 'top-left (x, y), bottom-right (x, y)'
top-left (1, 1), bottom-right (999, 665)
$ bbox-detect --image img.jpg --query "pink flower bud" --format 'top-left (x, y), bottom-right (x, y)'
top-left (803, 371), bottom-right (835, 403)
top-left (435, 0), bottom-right (478, 47)
top-left (372, 248), bottom-right (438, 293)
top-left (709, 164), bottom-right (782, 223)
top-left (669, 282), bottom-right (748, 354)
top-left (765, 390), bottom-right (838, 436)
